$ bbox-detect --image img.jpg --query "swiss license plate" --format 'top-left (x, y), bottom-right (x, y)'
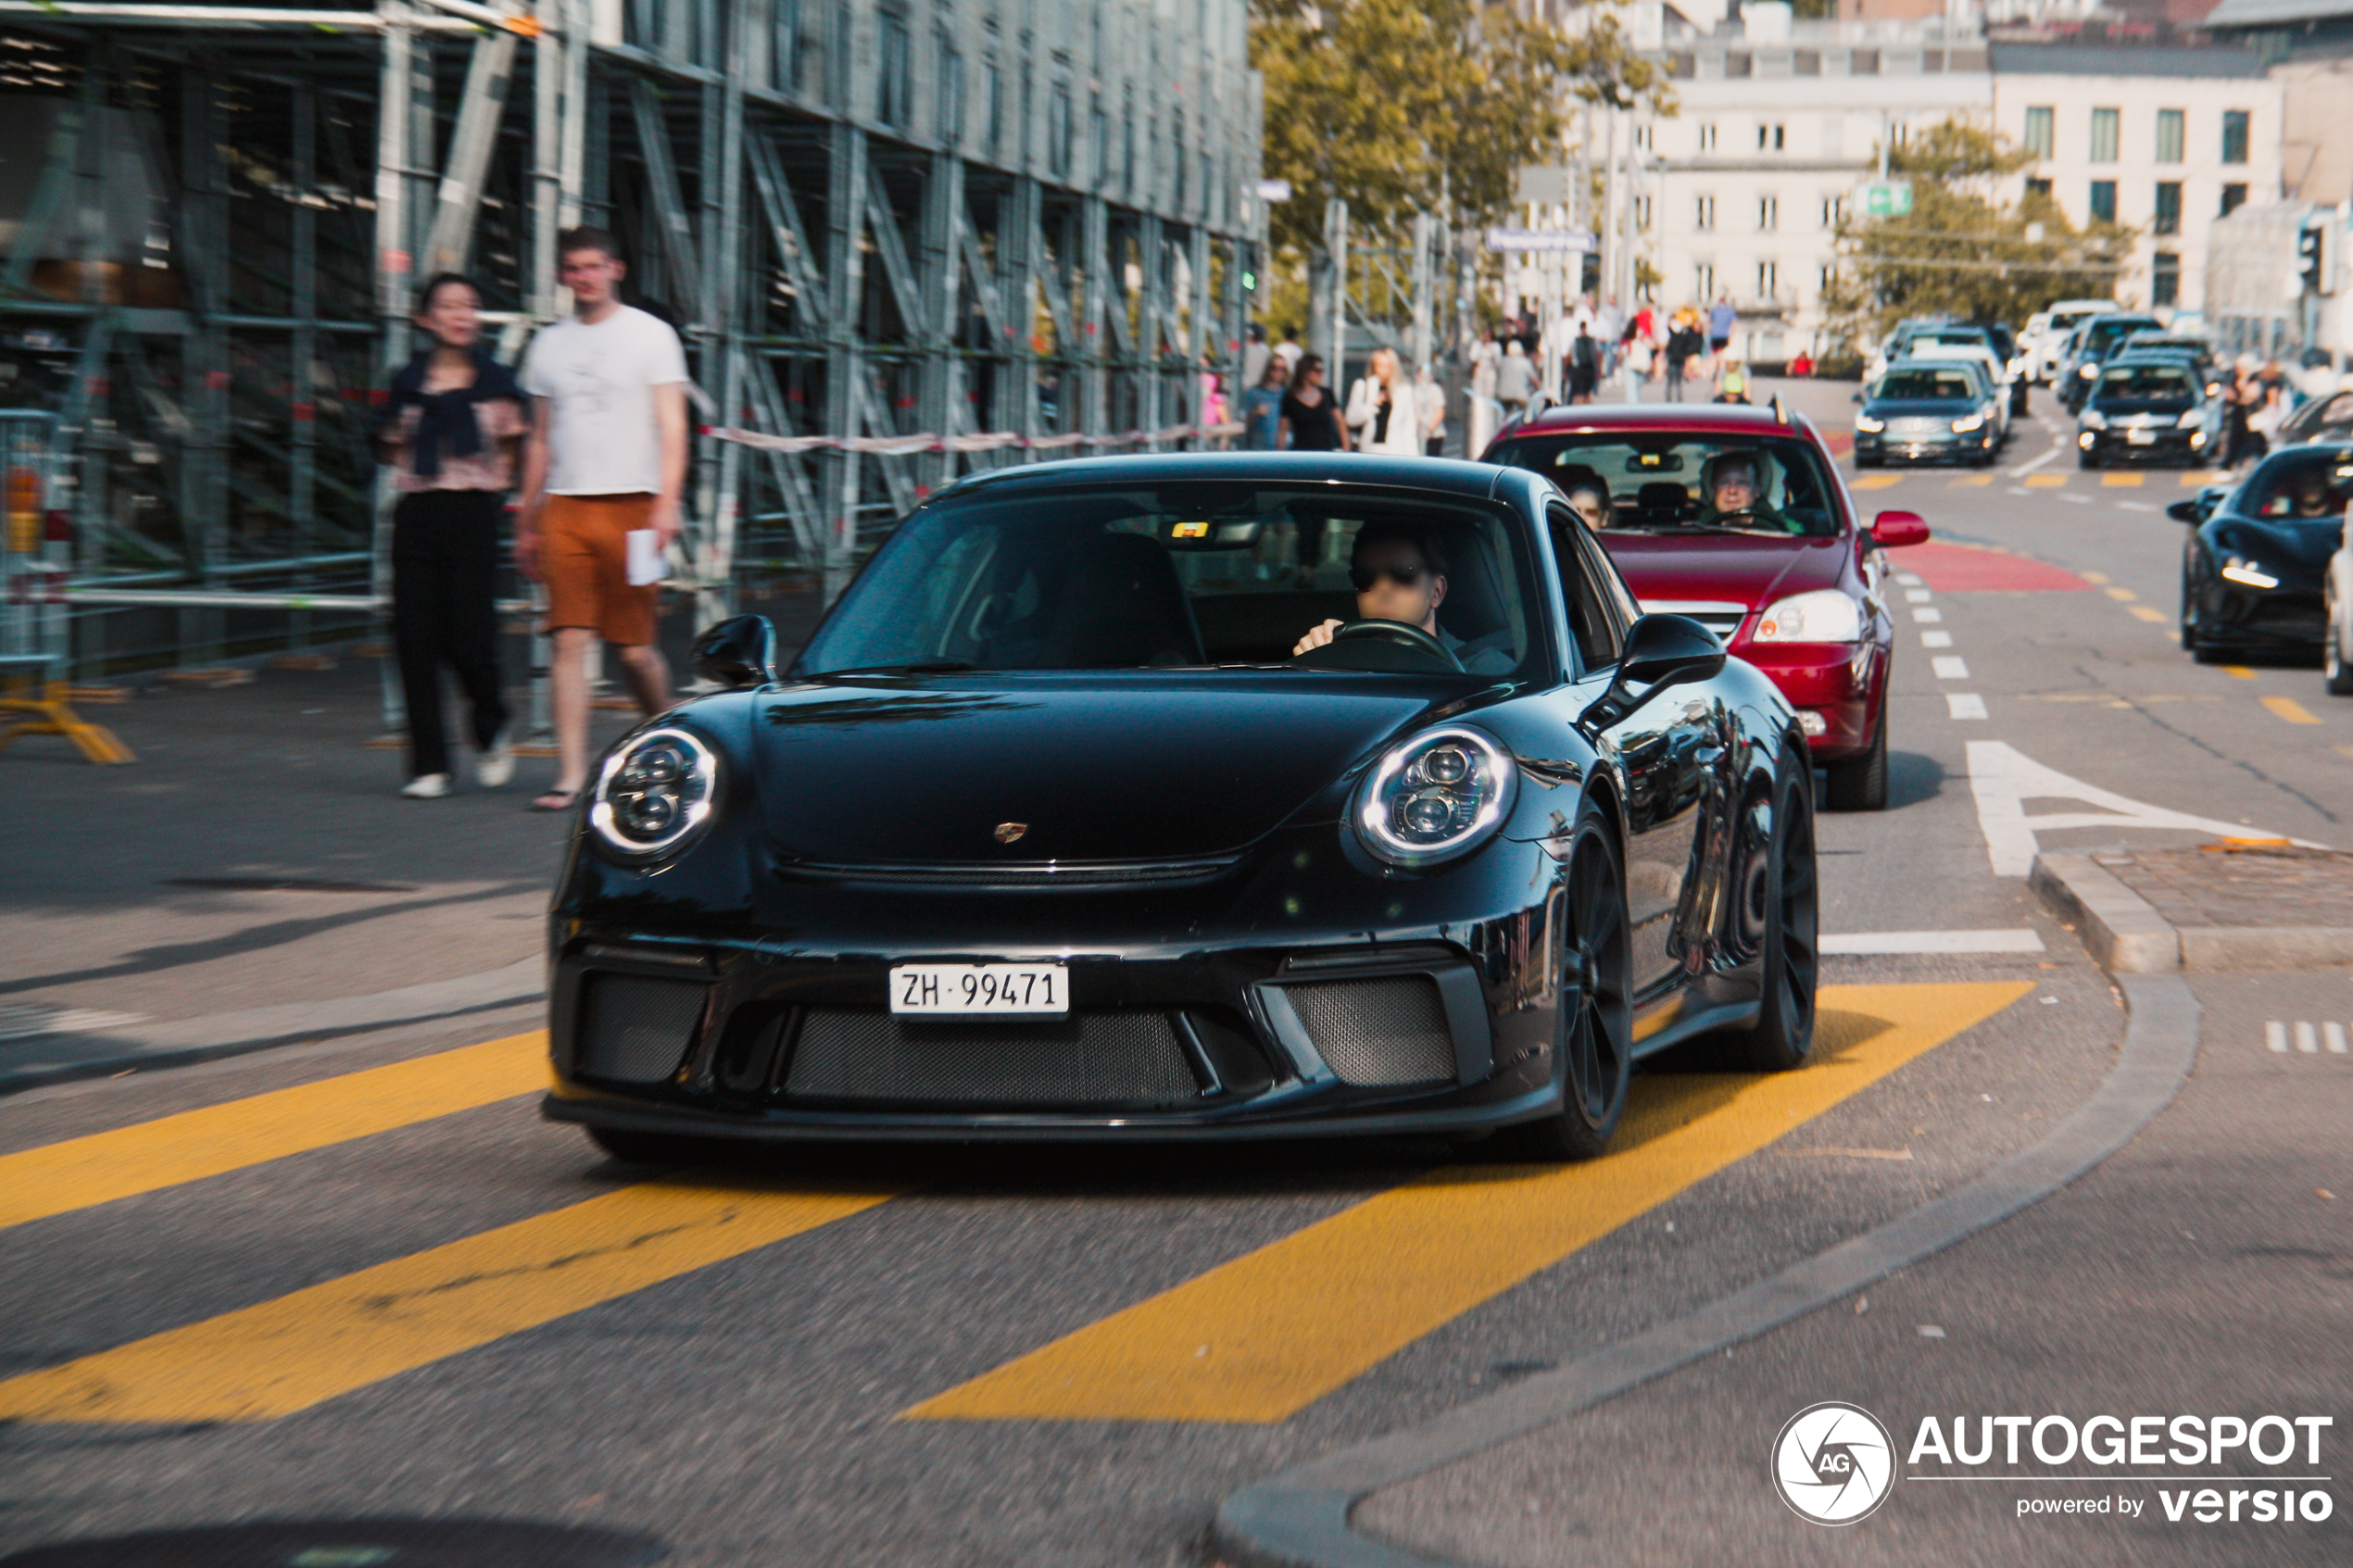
top-left (2127, 428), bottom-right (2157, 445)
top-left (889, 962), bottom-right (1068, 1015)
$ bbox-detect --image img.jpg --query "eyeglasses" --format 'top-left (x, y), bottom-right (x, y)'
top-left (1350, 562), bottom-right (1429, 591)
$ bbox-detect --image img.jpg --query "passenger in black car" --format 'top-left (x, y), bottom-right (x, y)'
top-left (1290, 521), bottom-right (1516, 672)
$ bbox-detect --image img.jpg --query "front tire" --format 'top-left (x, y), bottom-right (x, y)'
top-left (1823, 713), bottom-right (1889, 811)
top-left (1495, 804), bottom-right (1632, 1161)
top-left (1721, 752), bottom-right (1819, 1071)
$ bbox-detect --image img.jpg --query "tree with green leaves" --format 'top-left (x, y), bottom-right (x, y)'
top-left (1250, 0), bottom-right (1669, 331)
top-left (1822, 119), bottom-right (2133, 353)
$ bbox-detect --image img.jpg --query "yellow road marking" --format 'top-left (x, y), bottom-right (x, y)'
top-left (905, 982), bottom-right (2030, 1425)
top-left (0, 1032), bottom-right (550, 1233)
top-left (2025, 474), bottom-right (2067, 489)
top-left (2263, 696), bottom-right (2322, 725)
top-left (2181, 470), bottom-right (2229, 486)
top-left (2101, 471), bottom-right (2145, 488)
top-left (2081, 571), bottom-right (2112, 584)
top-left (2129, 605), bottom-right (2169, 623)
top-left (2104, 586), bottom-right (2138, 602)
top-left (1852, 474), bottom-right (1905, 490)
top-left (1949, 473), bottom-right (1994, 487)
top-left (0, 1175), bottom-right (900, 1424)
top-left (2223, 665), bottom-right (2257, 680)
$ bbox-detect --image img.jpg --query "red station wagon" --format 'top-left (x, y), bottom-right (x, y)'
top-left (1484, 404), bottom-right (1927, 809)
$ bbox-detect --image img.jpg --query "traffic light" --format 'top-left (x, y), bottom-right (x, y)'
top-left (2298, 220), bottom-right (2336, 296)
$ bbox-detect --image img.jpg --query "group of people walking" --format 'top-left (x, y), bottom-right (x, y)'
top-left (2221, 354), bottom-right (2290, 470)
top-left (372, 228), bottom-right (689, 810)
top-left (1235, 327), bottom-right (1450, 457)
top-left (1470, 293), bottom-right (1751, 410)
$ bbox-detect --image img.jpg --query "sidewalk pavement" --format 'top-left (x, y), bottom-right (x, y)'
top-left (0, 658), bottom-right (593, 1074)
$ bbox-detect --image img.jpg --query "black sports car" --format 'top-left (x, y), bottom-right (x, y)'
top-left (542, 454), bottom-right (1818, 1162)
top-left (2175, 444), bottom-right (2353, 662)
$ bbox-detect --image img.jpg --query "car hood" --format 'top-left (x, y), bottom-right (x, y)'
top-left (747, 672), bottom-right (1478, 863)
top-left (1598, 531), bottom-right (1851, 613)
top-left (2209, 516), bottom-right (2338, 578)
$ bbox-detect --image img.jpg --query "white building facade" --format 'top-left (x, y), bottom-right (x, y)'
top-left (1988, 45), bottom-right (2284, 320)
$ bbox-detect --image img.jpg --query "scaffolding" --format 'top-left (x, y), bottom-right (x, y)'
top-left (0, 0), bottom-right (1266, 696)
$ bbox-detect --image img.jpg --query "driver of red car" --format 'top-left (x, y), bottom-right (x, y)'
top-left (1694, 451), bottom-right (1797, 533)
top-left (1291, 521), bottom-right (1515, 672)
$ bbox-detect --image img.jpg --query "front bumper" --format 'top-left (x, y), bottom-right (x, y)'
top-left (2195, 586), bottom-right (2326, 649)
top-left (1735, 640), bottom-right (1882, 762)
top-left (1856, 429), bottom-right (1996, 464)
top-left (2081, 428), bottom-right (2207, 465)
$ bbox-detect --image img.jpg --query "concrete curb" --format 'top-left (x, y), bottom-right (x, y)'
top-left (1209, 975), bottom-right (2201, 1568)
top-left (2029, 851), bottom-right (2353, 972)
top-left (0, 959), bottom-right (545, 1097)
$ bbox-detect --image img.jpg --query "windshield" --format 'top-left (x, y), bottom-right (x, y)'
top-left (2096, 364), bottom-right (2195, 402)
top-left (2239, 447), bottom-right (2353, 521)
top-left (1878, 367), bottom-right (1982, 401)
top-left (796, 481), bottom-right (1541, 676)
top-left (2085, 318), bottom-right (2160, 357)
top-left (1491, 433), bottom-right (1843, 537)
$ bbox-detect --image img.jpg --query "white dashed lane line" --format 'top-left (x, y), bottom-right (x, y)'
top-left (1931, 657), bottom-right (1970, 680)
top-left (1948, 694), bottom-right (1989, 720)
top-left (1914, 607), bottom-right (1944, 622)
top-left (1921, 631), bottom-right (1954, 647)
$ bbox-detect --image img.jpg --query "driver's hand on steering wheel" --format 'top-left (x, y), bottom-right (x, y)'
top-left (1292, 619), bottom-right (1344, 657)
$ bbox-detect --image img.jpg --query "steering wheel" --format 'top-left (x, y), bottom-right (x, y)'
top-left (1329, 619), bottom-right (1465, 671)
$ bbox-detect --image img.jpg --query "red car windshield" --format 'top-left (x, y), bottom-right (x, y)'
top-left (1492, 433), bottom-right (1844, 538)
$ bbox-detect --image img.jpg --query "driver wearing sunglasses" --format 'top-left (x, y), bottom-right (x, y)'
top-left (1291, 521), bottom-right (1515, 672)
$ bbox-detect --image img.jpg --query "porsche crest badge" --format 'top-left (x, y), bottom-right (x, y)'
top-left (993, 822), bottom-right (1028, 845)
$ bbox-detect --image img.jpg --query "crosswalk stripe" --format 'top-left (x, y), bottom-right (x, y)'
top-left (2262, 696), bottom-right (2322, 725)
top-left (0, 1173), bottom-right (900, 1424)
top-left (902, 982), bottom-right (2030, 1424)
top-left (2100, 472), bottom-right (2145, 488)
top-left (2025, 474), bottom-right (2067, 489)
top-left (0, 1032), bottom-right (550, 1233)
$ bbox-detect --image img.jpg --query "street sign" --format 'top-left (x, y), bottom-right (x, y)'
top-left (1513, 165), bottom-right (1572, 206)
top-left (1854, 180), bottom-right (1914, 219)
top-left (1485, 228), bottom-right (1596, 254)
top-left (1253, 179), bottom-right (1293, 204)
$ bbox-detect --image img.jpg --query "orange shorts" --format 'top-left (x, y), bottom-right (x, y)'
top-left (541, 494), bottom-right (661, 646)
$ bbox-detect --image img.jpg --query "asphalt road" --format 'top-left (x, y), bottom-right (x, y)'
top-left (1, 387), bottom-right (2345, 1566)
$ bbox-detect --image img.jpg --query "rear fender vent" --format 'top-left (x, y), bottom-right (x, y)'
top-left (575, 973), bottom-right (710, 1085)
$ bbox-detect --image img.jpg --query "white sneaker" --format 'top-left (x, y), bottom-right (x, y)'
top-left (476, 729), bottom-right (515, 789)
top-left (400, 772), bottom-right (452, 799)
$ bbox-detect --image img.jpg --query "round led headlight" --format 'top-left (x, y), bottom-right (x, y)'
top-left (1353, 725), bottom-right (1518, 868)
top-left (590, 726), bottom-right (719, 859)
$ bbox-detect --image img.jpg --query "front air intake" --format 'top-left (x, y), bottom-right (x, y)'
top-left (782, 1010), bottom-right (1202, 1108)
top-left (1282, 975), bottom-right (1456, 1087)
top-left (574, 973), bottom-right (708, 1084)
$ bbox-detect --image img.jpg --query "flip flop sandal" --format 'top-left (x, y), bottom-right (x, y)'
top-left (528, 788), bottom-right (580, 813)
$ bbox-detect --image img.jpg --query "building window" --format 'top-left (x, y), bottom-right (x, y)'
top-left (1758, 122), bottom-right (1784, 151)
top-left (1758, 195), bottom-right (1778, 232)
top-left (1635, 123), bottom-right (1655, 150)
top-left (1820, 194), bottom-right (1843, 228)
top-left (1632, 194), bottom-right (1652, 230)
top-left (2220, 182), bottom-right (2247, 217)
top-left (1698, 122), bottom-right (1718, 152)
top-left (1172, 107), bottom-right (1187, 209)
top-left (2156, 108), bottom-right (2184, 165)
top-left (774, 0), bottom-right (802, 94)
top-left (1695, 262), bottom-right (1715, 298)
top-left (936, 32), bottom-right (963, 145)
top-left (2090, 107), bottom-right (2119, 164)
top-left (2026, 177), bottom-right (2052, 201)
top-left (1047, 81), bottom-right (1072, 180)
top-left (1757, 260), bottom-right (1778, 298)
top-left (2089, 180), bottom-right (2117, 224)
top-left (985, 52), bottom-right (1004, 158)
top-left (2153, 182), bottom-right (2182, 236)
top-left (2024, 106), bottom-right (2053, 159)
top-left (2152, 251), bottom-right (2180, 307)
top-left (1091, 93), bottom-right (1107, 184)
top-left (1121, 89), bottom-right (1135, 193)
top-left (1819, 262), bottom-right (1835, 294)
top-left (1695, 194), bottom-right (1716, 232)
top-left (2221, 109), bottom-right (2249, 165)
top-left (875, 9), bottom-right (912, 129)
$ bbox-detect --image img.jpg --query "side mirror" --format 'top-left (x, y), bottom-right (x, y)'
top-left (691, 614), bottom-right (779, 689)
top-left (2165, 499), bottom-right (2203, 523)
top-left (1581, 614), bottom-right (1727, 729)
top-left (1869, 510), bottom-right (1931, 548)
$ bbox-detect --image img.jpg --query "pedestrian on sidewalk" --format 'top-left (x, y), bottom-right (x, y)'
top-left (515, 227), bottom-right (692, 815)
top-left (1494, 339), bottom-right (1536, 419)
top-left (1664, 310), bottom-right (1705, 403)
top-left (1347, 346), bottom-right (1422, 456)
top-left (1416, 360), bottom-right (1448, 457)
top-left (1707, 293), bottom-right (1737, 358)
top-left (1239, 354), bottom-right (1290, 451)
top-left (1272, 325), bottom-right (1305, 374)
top-left (372, 272), bottom-right (524, 801)
top-left (1241, 322), bottom-right (1272, 395)
top-left (1277, 353), bottom-right (1347, 585)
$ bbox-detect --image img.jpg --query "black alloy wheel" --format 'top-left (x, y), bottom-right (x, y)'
top-left (1724, 751), bottom-right (1819, 1071)
top-left (1497, 803), bottom-right (1633, 1161)
top-left (1823, 712), bottom-right (1889, 811)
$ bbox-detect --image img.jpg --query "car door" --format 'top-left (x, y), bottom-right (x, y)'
top-left (1556, 507), bottom-right (1715, 997)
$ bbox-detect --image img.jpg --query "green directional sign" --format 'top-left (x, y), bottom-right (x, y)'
top-left (1856, 180), bottom-right (1914, 219)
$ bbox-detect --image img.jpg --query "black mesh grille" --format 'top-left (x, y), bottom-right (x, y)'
top-left (783, 1010), bottom-right (1201, 1107)
top-left (1284, 976), bottom-right (1455, 1087)
top-left (575, 974), bottom-right (707, 1084)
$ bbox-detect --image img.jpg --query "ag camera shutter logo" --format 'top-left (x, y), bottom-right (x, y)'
top-left (1773, 1402), bottom-right (1900, 1524)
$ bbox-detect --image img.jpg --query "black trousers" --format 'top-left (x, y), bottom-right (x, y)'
top-left (392, 489), bottom-right (510, 778)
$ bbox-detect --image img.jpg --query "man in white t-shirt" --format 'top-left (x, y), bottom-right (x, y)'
top-left (516, 226), bottom-right (690, 812)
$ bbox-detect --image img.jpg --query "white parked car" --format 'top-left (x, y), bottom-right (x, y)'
top-left (2033, 299), bottom-right (2115, 384)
